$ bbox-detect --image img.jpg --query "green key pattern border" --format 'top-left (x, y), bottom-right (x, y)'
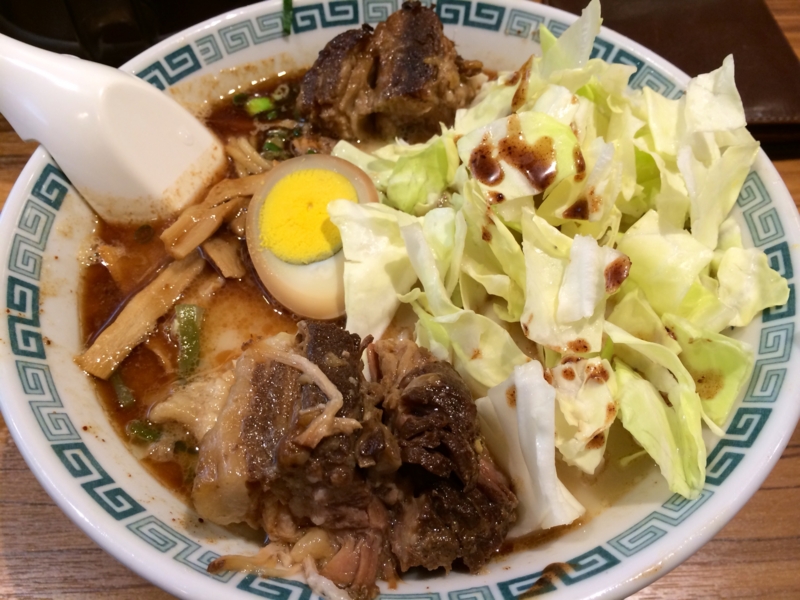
top-left (5, 1), bottom-right (794, 596)
top-left (136, 0), bottom-right (684, 100)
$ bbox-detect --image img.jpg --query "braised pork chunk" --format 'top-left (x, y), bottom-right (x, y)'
top-left (297, 1), bottom-right (483, 143)
top-left (194, 325), bottom-right (516, 599)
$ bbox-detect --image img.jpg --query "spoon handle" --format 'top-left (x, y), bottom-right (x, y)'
top-left (0, 33), bottom-right (225, 225)
top-left (0, 33), bottom-right (118, 143)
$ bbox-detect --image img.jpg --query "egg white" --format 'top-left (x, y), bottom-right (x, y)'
top-left (250, 246), bottom-right (345, 320)
top-left (245, 154), bottom-right (377, 320)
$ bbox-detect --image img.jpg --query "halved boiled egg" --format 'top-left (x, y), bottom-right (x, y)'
top-left (246, 154), bottom-right (378, 319)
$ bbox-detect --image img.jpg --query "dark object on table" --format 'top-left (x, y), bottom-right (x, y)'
top-left (544, 0), bottom-right (800, 158)
top-left (0, 0), bottom-right (255, 66)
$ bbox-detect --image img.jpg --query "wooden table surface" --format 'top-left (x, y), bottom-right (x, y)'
top-left (1, 2), bottom-right (800, 598)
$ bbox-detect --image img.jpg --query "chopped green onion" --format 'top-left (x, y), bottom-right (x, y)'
top-left (267, 127), bottom-right (291, 141)
top-left (272, 84), bottom-right (290, 101)
top-left (232, 92), bottom-right (249, 106)
top-left (127, 419), bottom-right (161, 443)
top-left (306, 149), bottom-right (318, 155)
top-left (262, 135), bottom-right (290, 160)
top-left (134, 224), bottom-right (154, 244)
top-left (174, 304), bottom-right (204, 378)
top-left (266, 110), bottom-right (278, 121)
top-left (110, 372), bottom-right (135, 409)
top-left (245, 96), bottom-right (275, 116)
top-left (282, 0), bottom-right (293, 36)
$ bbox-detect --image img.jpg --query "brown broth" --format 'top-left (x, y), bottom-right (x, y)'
top-left (204, 70), bottom-right (306, 141)
top-left (81, 219), bottom-right (297, 499)
top-left (500, 422), bottom-right (656, 555)
top-left (81, 69), bottom-right (317, 501)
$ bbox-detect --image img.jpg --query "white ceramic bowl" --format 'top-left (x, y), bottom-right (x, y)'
top-left (1, 1), bottom-right (799, 598)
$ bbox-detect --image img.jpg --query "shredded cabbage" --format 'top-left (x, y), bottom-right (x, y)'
top-left (327, 0), bottom-right (790, 528)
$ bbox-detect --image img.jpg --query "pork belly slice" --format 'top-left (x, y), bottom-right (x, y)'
top-left (192, 323), bottom-right (370, 528)
top-left (192, 348), bottom-right (301, 528)
top-left (192, 322), bottom-right (395, 599)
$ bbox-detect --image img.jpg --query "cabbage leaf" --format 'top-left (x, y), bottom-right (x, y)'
top-left (477, 360), bottom-right (585, 535)
top-left (615, 359), bottom-right (705, 499)
top-left (551, 357), bottom-right (617, 474)
top-left (662, 313), bottom-right (754, 427)
top-left (400, 221), bottom-right (528, 390)
top-left (616, 210), bottom-right (713, 315)
top-left (716, 247), bottom-right (790, 327)
top-left (328, 200), bottom-right (420, 341)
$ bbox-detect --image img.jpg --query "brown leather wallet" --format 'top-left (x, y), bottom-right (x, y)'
top-left (542, 0), bottom-right (800, 155)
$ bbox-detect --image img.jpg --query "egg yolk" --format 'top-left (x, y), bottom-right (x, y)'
top-left (259, 168), bottom-right (358, 264)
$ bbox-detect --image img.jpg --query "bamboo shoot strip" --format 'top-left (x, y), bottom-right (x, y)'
top-left (76, 251), bottom-right (206, 379)
top-left (202, 236), bottom-right (246, 278)
top-left (161, 172), bottom-right (269, 259)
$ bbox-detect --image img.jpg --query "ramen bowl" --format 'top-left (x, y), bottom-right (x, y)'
top-left (1, 1), bottom-right (799, 599)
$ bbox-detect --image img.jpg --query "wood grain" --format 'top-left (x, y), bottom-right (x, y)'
top-left (1, 1), bottom-right (800, 598)
top-left (0, 118), bottom-right (37, 211)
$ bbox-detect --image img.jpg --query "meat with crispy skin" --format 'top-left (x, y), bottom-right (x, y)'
top-left (297, 1), bottom-right (482, 142)
top-left (296, 26), bottom-right (375, 142)
top-left (367, 1), bottom-right (481, 141)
